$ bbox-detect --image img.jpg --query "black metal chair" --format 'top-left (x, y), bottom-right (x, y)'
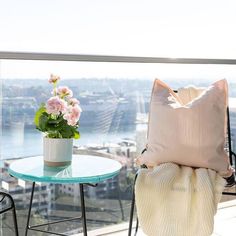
top-left (128, 106), bottom-right (236, 236)
top-left (0, 191), bottom-right (19, 236)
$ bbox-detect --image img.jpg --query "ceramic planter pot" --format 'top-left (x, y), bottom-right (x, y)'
top-left (43, 137), bottom-right (73, 167)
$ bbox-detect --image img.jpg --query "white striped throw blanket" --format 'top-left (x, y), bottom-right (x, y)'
top-left (135, 163), bottom-right (225, 236)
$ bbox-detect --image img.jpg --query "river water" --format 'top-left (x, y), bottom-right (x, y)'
top-left (1, 124), bottom-right (147, 160)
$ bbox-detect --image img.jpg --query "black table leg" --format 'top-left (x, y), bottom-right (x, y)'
top-left (25, 182), bottom-right (35, 236)
top-left (79, 184), bottom-right (88, 236)
top-left (24, 182), bottom-right (88, 235)
top-left (12, 203), bottom-right (19, 236)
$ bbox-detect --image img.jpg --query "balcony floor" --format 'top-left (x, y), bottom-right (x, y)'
top-left (76, 199), bottom-right (236, 236)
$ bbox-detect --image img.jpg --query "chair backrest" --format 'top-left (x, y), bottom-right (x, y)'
top-left (227, 107), bottom-right (235, 166)
top-left (224, 106), bottom-right (236, 188)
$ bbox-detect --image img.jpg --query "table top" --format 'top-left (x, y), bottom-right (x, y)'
top-left (8, 155), bottom-right (122, 184)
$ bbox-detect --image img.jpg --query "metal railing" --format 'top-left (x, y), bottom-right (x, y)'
top-left (1, 51), bottom-right (236, 65)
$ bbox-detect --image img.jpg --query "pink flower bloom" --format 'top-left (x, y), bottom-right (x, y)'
top-left (69, 98), bottom-right (80, 106)
top-left (49, 74), bottom-right (60, 84)
top-left (57, 86), bottom-right (73, 98)
top-left (46, 96), bottom-right (67, 115)
top-left (65, 117), bottom-right (78, 126)
top-left (71, 105), bottom-right (82, 119)
top-left (63, 105), bottom-right (82, 126)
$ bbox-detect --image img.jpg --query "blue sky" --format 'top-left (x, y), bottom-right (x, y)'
top-left (1, 0), bottom-right (236, 78)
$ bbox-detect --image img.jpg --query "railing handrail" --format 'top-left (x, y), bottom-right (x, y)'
top-left (1, 51), bottom-right (236, 65)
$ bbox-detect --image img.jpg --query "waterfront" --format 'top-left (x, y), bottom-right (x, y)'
top-left (1, 125), bottom-right (144, 159)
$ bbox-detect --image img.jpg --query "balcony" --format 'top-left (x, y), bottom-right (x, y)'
top-left (0, 52), bottom-right (236, 235)
top-left (72, 199), bottom-right (236, 236)
top-left (2, 0), bottom-right (236, 234)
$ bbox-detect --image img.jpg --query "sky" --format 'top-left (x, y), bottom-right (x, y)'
top-left (1, 0), bottom-right (236, 79)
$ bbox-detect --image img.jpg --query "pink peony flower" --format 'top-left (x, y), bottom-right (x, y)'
top-left (63, 105), bottom-right (82, 126)
top-left (49, 74), bottom-right (60, 84)
top-left (57, 86), bottom-right (73, 98)
top-left (46, 96), bottom-right (67, 115)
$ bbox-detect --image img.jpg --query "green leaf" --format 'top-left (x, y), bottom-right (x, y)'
top-left (48, 115), bottom-right (64, 125)
top-left (38, 114), bottom-right (48, 131)
top-left (34, 106), bottom-right (46, 127)
top-left (46, 130), bottom-right (61, 138)
top-left (73, 130), bottom-right (80, 139)
top-left (60, 126), bottom-right (74, 138)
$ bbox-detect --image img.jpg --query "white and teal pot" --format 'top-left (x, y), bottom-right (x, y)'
top-left (43, 137), bottom-right (73, 167)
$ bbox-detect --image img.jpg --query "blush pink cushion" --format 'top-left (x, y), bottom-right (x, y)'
top-left (138, 79), bottom-right (232, 176)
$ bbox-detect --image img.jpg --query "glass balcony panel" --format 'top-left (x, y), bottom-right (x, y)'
top-left (0, 59), bottom-right (236, 235)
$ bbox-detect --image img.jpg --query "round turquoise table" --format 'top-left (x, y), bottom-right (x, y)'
top-left (8, 155), bottom-right (122, 236)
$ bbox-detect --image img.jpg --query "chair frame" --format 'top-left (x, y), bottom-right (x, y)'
top-left (0, 191), bottom-right (19, 236)
top-left (128, 107), bottom-right (236, 236)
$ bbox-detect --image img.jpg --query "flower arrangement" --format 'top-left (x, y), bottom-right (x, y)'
top-left (34, 74), bottom-right (82, 139)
